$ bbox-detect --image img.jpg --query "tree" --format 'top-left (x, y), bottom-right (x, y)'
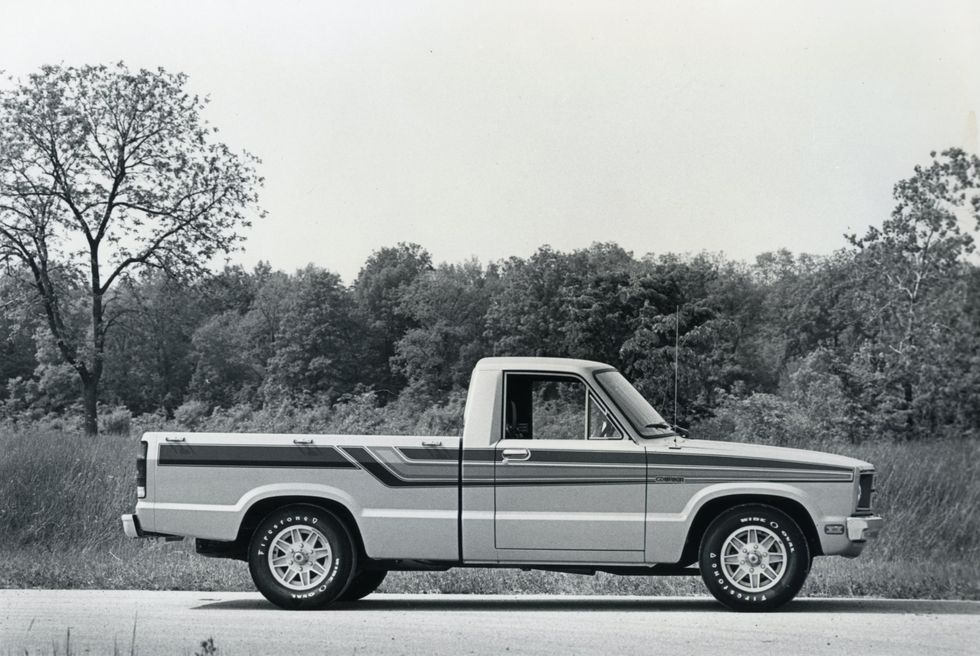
top-left (188, 310), bottom-right (263, 408)
top-left (486, 243), bottom-right (633, 358)
top-left (100, 273), bottom-right (205, 415)
top-left (621, 254), bottom-right (767, 423)
top-left (0, 64), bottom-right (262, 433)
top-left (262, 266), bottom-right (362, 402)
top-left (392, 259), bottom-right (498, 398)
top-left (353, 243), bottom-right (433, 397)
top-left (843, 149), bottom-right (980, 436)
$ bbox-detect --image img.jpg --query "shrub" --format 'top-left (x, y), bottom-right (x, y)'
top-left (173, 400), bottom-right (211, 429)
top-left (99, 406), bottom-right (132, 435)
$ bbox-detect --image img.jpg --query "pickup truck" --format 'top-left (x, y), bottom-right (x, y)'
top-left (122, 357), bottom-right (883, 611)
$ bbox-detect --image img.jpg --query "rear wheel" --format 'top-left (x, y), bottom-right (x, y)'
top-left (698, 504), bottom-right (810, 612)
top-left (339, 569), bottom-right (388, 601)
top-left (248, 504), bottom-right (356, 610)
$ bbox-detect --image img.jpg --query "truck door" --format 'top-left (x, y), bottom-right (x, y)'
top-left (493, 372), bottom-right (646, 560)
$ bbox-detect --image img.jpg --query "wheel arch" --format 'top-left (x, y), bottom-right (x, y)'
top-left (679, 493), bottom-right (823, 565)
top-left (240, 495), bottom-right (366, 556)
top-left (199, 495), bottom-right (367, 562)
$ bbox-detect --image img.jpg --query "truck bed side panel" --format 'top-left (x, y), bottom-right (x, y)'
top-left (143, 432), bottom-right (461, 561)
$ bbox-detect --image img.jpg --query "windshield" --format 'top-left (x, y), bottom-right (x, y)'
top-left (594, 370), bottom-right (674, 437)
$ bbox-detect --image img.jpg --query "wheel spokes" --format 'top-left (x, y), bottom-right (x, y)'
top-left (267, 523), bottom-right (333, 591)
top-left (720, 525), bottom-right (788, 593)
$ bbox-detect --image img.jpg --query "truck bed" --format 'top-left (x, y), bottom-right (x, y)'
top-left (141, 432), bottom-right (464, 561)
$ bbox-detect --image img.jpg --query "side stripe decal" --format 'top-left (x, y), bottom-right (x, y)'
top-left (340, 446), bottom-right (458, 487)
top-left (157, 444), bottom-right (854, 486)
top-left (158, 444), bottom-right (357, 468)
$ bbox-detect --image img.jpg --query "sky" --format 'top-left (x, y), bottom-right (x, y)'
top-left (2, 1), bottom-right (979, 281)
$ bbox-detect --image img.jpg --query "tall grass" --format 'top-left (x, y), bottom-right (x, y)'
top-left (1, 425), bottom-right (977, 598)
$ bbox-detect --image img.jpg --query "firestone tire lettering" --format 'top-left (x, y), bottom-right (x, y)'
top-left (247, 504), bottom-right (356, 610)
top-left (698, 503), bottom-right (810, 612)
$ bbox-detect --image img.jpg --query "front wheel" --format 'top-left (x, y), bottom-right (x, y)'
top-left (248, 504), bottom-right (357, 610)
top-left (698, 504), bottom-right (810, 612)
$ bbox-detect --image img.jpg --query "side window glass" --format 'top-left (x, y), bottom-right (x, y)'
top-left (588, 395), bottom-right (622, 439)
top-left (504, 374), bottom-right (587, 440)
top-left (533, 378), bottom-right (586, 439)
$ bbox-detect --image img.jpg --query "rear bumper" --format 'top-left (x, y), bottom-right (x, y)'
top-left (846, 515), bottom-right (884, 542)
top-left (121, 513), bottom-right (183, 541)
top-left (122, 513), bottom-right (142, 538)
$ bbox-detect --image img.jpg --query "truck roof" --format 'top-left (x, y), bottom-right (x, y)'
top-left (474, 356), bottom-right (615, 374)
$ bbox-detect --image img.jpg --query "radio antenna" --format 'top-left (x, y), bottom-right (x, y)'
top-left (673, 304), bottom-right (679, 426)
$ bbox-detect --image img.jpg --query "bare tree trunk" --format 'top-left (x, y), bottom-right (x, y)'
top-left (81, 375), bottom-right (98, 435)
top-left (903, 378), bottom-right (914, 439)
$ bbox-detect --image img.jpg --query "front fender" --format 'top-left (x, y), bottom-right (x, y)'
top-left (646, 482), bottom-right (825, 564)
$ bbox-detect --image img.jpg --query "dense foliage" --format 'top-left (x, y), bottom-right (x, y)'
top-left (2, 150), bottom-right (979, 442)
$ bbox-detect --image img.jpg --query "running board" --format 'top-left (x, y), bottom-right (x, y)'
top-left (521, 564), bottom-right (700, 577)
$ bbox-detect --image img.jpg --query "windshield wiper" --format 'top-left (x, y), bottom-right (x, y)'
top-left (644, 422), bottom-right (689, 437)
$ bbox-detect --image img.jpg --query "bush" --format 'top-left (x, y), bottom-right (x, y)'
top-left (98, 406), bottom-right (132, 435)
top-left (694, 392), bottom-right (834, 447)
top-left (173, 400), bottom-right (212, 429)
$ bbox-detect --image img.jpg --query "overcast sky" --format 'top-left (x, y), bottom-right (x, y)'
top-left (3, 1), bottom-right (979, 280)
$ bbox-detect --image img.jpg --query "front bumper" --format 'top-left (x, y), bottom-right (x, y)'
top-left (121, 513), bottom-right (183, 541)
top-left (846, 515), bottom-right (884, 542)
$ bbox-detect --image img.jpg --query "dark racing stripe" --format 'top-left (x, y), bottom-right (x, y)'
top-left (467, 447), bottom-right (848, 473)
top-left (345, 447), bottom-right (645, 488)
top-left (646, 453), bottom-right (853, 473)
top-left (462, 448), bottom-right (645, 465)
top-left (397, 446), bottom-right (458, 461)
top-left (158, 444), bottom-right (357, 468)
top-left (526, 450), bottom-right (645, 466)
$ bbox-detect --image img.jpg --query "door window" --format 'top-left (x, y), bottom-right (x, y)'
top-left (588, 394), bottom-right (622, 439)
top-left (503, 373), bottom-right (621, 440)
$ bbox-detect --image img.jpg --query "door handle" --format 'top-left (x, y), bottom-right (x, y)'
top-left (165, 436), bottom-right (185, 443)
top-left (502, 448), bottom-right (530, 461)
top-left (293, 438), bottom-right (314, 445)
top-left (422, 440), bottom-right (443, 447)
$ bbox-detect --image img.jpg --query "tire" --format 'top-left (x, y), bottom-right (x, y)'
top-left (338, 569), bottom-right (388, 601)
top-left (698, 503), bottom-right (810, 612)
top-left (248, 504), bottom-right (357, 610)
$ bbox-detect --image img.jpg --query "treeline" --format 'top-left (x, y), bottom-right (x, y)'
top-left (2, 207), bottom-right (978, 443)
top-left (1, 65), bottom-right (978, 442)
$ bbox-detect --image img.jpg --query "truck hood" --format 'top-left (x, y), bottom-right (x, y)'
top-left (659, 437), bottom-right (873, 470)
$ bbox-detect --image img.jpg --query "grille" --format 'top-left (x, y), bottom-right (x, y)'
top-left (857, 472), bottom-right (874, 511)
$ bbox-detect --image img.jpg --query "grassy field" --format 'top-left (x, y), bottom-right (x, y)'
top-left (1, 428), bottom-right (977, 599)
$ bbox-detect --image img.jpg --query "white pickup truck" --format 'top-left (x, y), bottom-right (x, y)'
top-left (122, 357), bottom-right (882, 611)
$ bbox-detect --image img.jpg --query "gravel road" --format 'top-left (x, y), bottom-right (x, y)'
top-left (2, 590), bottom-right (978, 655)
